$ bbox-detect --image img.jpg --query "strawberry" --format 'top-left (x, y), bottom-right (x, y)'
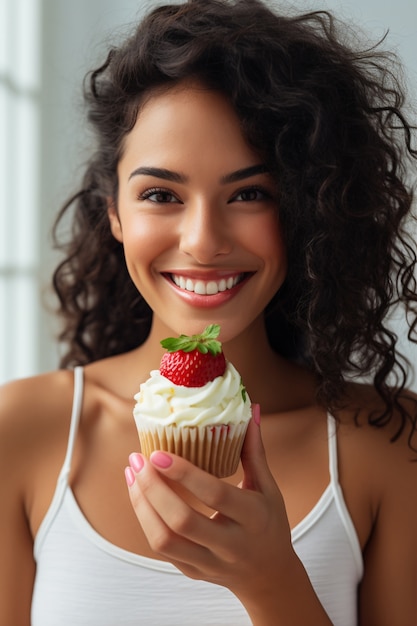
top-left (159, 324), bottom-right (226, 387)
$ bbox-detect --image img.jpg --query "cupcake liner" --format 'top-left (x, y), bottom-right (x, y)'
top-left (136, 417), bottom-right (249, 478)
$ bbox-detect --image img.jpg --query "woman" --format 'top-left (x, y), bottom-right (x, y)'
top-left (0, 1), bottom-right (416, 624)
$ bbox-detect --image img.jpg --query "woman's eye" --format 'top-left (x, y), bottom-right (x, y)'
top-left (232, 187), bottom-right (270, 202)
top-left (138, 188), bottom-right (178, 203)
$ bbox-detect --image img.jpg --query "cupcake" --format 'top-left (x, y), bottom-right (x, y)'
top-left (133, 324), bottom-right (251, 477)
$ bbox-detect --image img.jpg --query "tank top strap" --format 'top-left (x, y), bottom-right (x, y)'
top-left (326, 412), bottom-right (339, 484)
top-left (60, 366), bottom-right (84, 481)
top-left (326, 411), bottom-right (364, 577)
top-left (33, 366), bottom-right (85, 558)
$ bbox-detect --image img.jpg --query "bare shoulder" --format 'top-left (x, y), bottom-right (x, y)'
top-left (0, 369), bottom-right (75, 443)
top-left (337, 383), bottom-right (416, 495)
top-left (339, 382), bottom-right (417, 463)
top-left (0, 370), bottom-right (76, 501)
top-left (333, 383), bottom-right (416, 544)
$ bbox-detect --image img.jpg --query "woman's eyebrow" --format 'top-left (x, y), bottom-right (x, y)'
top-left (128, 163), bottom-right (268, 183)
top-left (221, 164), bottom-right (269, 184)
top-left (128, 166), bottom-right (188, 183)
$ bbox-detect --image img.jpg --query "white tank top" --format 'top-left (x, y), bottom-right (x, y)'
top-left (31, 367), bottom-right (363, 626)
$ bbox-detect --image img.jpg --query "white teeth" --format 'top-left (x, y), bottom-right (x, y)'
top-left (172, 274), bottom-right (242, 295)
top-left (194, 281), bottom-right (206, 295)
top-left (206, 281), bottom-right (218, 295)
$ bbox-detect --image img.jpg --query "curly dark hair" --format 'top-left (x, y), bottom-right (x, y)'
top-left (52, 0), bottom-right (417, 444)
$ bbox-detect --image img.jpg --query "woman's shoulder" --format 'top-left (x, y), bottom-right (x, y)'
top-left (337, 382), bottom-right (416, 467)
top-left (328, 382), bottom-right (416, 551)
top-left (0, 369), bottom-right (77, 471)
top-left (0, 349), bottom-right (141, 443)
top-left (337, 381), bottom-right (416, 507)
top-left (340, 381), bottom-right (417, 448)
top-left (0, 368), bottom-right (75, 428)
top-left (0, 369), bottom-right (78, 539)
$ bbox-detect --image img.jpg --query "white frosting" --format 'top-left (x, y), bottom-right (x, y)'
top-left (133, 362), bottom-right (251, 428)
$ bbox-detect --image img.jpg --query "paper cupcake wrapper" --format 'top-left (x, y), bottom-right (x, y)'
top-left (136, 418), bottom-right (249, 478)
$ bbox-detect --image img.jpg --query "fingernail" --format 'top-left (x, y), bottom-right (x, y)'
top-left (129, 452), bottom-right (144, 473)
top-left (125, 466), bottom-right (136, 487)
top-left (253, 403), bottom-right (261, 426)
top-left (150, 451), bottom-right (173, 469)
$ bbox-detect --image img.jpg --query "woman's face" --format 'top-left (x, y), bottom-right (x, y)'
top-left (110, 82), bottom-right (287, 342)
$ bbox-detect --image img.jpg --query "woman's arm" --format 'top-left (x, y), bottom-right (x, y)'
top-left (0, 382), bottom-right (37, 626)
top-left (358, 433), bottom-right (417, 626)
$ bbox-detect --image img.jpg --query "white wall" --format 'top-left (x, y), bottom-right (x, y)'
top-left (38, 0), bottom-right (417, 387)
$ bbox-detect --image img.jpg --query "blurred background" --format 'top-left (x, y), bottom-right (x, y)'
top-left (0, 0), bottom-right (416, 387)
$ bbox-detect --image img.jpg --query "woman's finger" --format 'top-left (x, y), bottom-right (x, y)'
top-left (240, 405), bottom-right (279, 495)
top-left (126, 456), bottom-right (217, 566)
top-left (142, 447), bottom-right (265, 529)
top-left (127, 453), bottom-right (245, 564)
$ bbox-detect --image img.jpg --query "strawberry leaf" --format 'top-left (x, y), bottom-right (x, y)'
top-left (160, 324), bottom-right (222, 355)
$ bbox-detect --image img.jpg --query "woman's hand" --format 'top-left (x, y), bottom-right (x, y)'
top-left (125, 406), bottom-right (332, 625)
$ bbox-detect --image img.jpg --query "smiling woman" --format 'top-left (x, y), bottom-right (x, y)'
top-left (0, 1), bottom-right (416, 625)
top-left (108, 83), bottom-right (285, 333)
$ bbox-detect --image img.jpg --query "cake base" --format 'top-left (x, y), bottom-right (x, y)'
top-left (137, 421), bottom-right (249, 478)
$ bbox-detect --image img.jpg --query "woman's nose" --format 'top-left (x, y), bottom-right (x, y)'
top-left (178, 201), bottom-right (232, 263)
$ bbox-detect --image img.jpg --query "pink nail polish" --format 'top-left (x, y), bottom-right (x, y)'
top-left (253, 403), bottom-right (261, 426)
top-left (150, 451), bottom-right (173, 469)
top-left (125, 466), bottom-right (136, 487)
top-left (129, 452), bottom-right (144, 473)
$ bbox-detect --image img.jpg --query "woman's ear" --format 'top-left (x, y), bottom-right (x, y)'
top-left (107, 199), bottom-right (123, 242)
